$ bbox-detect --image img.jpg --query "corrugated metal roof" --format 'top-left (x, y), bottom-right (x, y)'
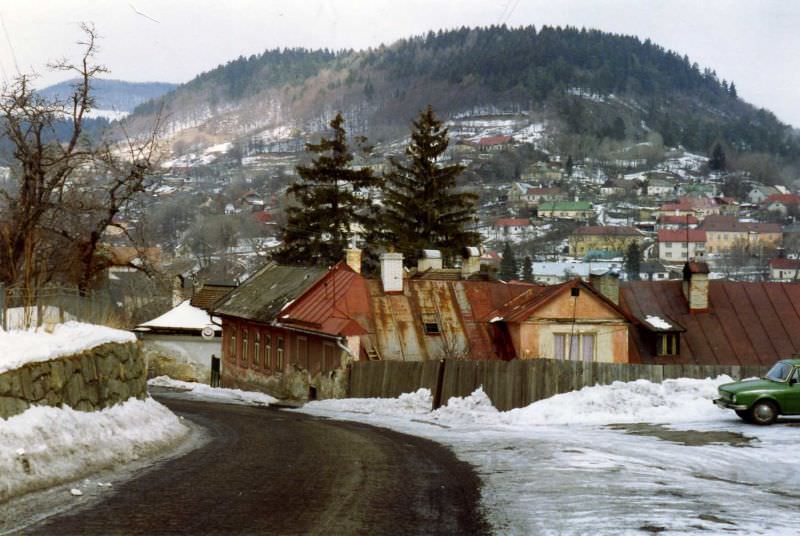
top-left (212, 262), bottom-right (326, 322)
top-left (620, 280), bottom-right (800, 366)
top-left (278, 263), bottom-right (370, 337)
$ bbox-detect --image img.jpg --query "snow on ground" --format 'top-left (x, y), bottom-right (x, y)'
top-left (297, 377), bottom-right (800, 534)
top-left (0, 397), bottom-right (188, 502)
top-left (0, 322), bottom-right (136, 374)
top-left (148, 376), bottom-right (277, 406)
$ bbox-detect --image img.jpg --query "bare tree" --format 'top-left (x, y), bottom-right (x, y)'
top-left (0, 23), bottom-right (162, 298)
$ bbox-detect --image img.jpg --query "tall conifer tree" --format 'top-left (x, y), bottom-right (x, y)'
top-left (500, 242), bottom-right (518, 281)
top-left (381, 106), bottom-right (479, 265)
top-left (273, 112), bottom-right (377, 266)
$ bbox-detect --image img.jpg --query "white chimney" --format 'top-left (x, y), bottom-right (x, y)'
top-left (417, 249), bottom-right (443, 272)
top-left (461, 246), bottom-right (482, 278)
top-left (345, 248), bottom-right (362, 273)
top-left (380, 252), bottom-right (404, 293)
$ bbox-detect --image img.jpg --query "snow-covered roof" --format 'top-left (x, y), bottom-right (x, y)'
top-left (137, 300), bottom-right (221, 332)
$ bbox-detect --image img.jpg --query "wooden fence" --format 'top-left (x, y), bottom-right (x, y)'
top-left (347, 359), bottom-right (766, 411)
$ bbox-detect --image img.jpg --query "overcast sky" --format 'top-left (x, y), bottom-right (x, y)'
top-left (1, 1), bottom-right (798, 125)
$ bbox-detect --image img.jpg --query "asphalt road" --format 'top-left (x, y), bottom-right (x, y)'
top-left (23, 391), bottom-right (488, 536)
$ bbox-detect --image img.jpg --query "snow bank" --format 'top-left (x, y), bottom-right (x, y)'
top-left (502, 376), bottom-right (731, 426)
top-left (148, 376), bottom-right (278, 406)
top-left (0, 322), bottom-right (136, 374)
top-left (301, 376), bottom-right (732, 428)
top-left (0, 397), bottom-right (188, 502)
top-left (137, 300), bottom-right (221, 332)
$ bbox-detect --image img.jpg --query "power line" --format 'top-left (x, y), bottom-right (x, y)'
top-left (0, 11), bottom-right (20, 76)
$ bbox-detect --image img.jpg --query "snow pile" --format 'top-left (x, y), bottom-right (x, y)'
top-left (148, 376), bottom-right (278, 406)
top-left (503, 376), bottom-right (731, 426)
top-left (0, 322), bottom-right (136, 374)
top-left (0, 397), bottom-right (187, 502)
top-left (300, 376), bottom-right (732, 428)
top-left (303, 388), bottom-right (433, 417)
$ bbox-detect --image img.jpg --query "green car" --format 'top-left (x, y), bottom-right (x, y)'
top-left (714, 359), bottom-right (800, 425)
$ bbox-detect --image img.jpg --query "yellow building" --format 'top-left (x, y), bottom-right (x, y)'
top-left (568, 226), bottom-right (644, 257)
top-left (702, 216), bottom-right (781, 254)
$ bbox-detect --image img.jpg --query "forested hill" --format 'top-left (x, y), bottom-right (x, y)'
top-left (127, 25), bottom-right (799, 160)
top-left (40, 79), bottom-right (176, 112)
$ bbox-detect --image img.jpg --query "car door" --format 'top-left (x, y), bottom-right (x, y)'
top-left (782, 367), bottom-right (800, 414)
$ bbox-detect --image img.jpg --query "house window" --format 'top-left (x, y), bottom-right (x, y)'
top-left (241, 328), bottom-right (248, 364)
top-left (665, 251), bottom-right (672, 258)
top-left (276, 337), bottom-right (284, 371)
top-left (656, 333), bottom-right (680, 356)
top-left (253, 331), bottom-right (260, 367)
top-left (264, 334), bottom-right (272, 370)
top-left (229, 328), bottom-right (237, 361)
top-left (422, 313), bottom-right (440, 335)
top-left (554, 333), bottom-right (596, 363)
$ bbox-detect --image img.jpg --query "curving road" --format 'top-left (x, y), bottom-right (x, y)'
top-left (24, 390), bottom-right (488, 535)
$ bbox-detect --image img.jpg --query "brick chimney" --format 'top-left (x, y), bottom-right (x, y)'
top-left (380, 252), bottom-right (404, 293)
top-left (461, 246), bottom-right (482, 278)
top-left (682, 261), bottom-right (709, 312)
top-left (589, 268), bottom-right (619, 305)
top-left (417, 249), bottom-right (442, 272)
top-left (345, 248), bottom-right (362, 273)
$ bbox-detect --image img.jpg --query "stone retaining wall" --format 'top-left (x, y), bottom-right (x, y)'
top-left (0, 341), bottom-right (146, 419)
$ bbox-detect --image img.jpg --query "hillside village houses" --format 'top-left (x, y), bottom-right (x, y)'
top-left (657, 229), bottom-right (707, 264)
top-left (769, 258), bottom-right (800, 281)
top-left (208, 247), bottom-right (800, 400)
top-left (493, 218), bottom-right (536, 241)
top-left (538, 200), bottom-right (593, 220)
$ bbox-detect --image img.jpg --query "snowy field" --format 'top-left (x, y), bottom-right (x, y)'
top-left (296, 377), bottom-right (800, 535)
top-left (0, 397), bottom-right (188, 504)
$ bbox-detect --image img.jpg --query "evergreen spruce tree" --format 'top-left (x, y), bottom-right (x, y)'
top-left (522, 255), bottom-right (534, 282)
top-left (624, 242), bottom-right (641, 281)
top-left (273, 112), bottom-right (377, 266)
top-left (729, 82), bottom-right (738, 99)
top-left (500, 242), bottom-right (518, 281)
top-left (709, 142), bottom-right (727, 171)
top-left (565, 155), bottom-right (574, 177)
top-left (381, 106), bottom-right (479, 266)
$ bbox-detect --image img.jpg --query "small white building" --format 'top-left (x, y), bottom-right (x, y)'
top-left (135, 300), bottom-right (222, 382)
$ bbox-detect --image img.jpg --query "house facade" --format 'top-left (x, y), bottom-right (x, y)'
top-left (657, 229), bottom-right (706, 264)
top-left (701, 216), bottom-right (781, 254)
top-left (568, 226), bottom-right (644, 257)
top-left (770, 258), bottom-right (800, 281)
top-left (493, 218), bottom-right (536, 240)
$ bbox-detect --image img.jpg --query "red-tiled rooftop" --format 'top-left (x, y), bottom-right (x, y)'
top-left (573, 225), bottom-right (641, 236)
top-left (658, 215), bottom-right (699, 225)
top-left (657, 229), bottom-right (707, 242)
top-left (770, 258), bottom-right (800, 269)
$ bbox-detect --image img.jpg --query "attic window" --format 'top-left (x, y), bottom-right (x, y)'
top-left (656, 333), bottom-right (680, 356)
top-left (422, 313), bottom-right (440, 335)
top-left (570, 287), bottom-right (580, 297)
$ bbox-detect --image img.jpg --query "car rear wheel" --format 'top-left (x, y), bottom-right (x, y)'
top-left (735, 409), bottom-right (752, 422)
top-left (749, 400), bottom-right (778, 425)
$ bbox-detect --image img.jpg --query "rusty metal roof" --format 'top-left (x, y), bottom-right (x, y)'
top-left (190, 284), bottom-right (236, 312)
top-left (212, 262), bottom-right (326, 322)
top-left (620, 280), bottom-right (800, 366)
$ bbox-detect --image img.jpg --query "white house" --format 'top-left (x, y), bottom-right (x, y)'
top-left (135, 300), bottom-right (222, 383)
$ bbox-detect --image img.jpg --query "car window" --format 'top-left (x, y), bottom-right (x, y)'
top-left (766, 362), bottom-right (793, 382)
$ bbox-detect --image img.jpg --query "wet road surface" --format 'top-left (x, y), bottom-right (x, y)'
top-left (22, 391), bottom-right (487, 535)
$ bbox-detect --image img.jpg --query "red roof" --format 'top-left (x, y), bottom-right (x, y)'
top-left (494, 218), bottom-right (532, 228)
top-left (657, 229), bottom-right (707, 242)
top-left (658, 215), bottom-right (699, 225)
top-left (573, 225), bottom-right (641, 237)
top-left (477, 135), bottom-right (512, 146)
top-left (659, 197), bottom-right (717, 212)
top-left (253, 211), bottom-right (274, 223)
top-left (770, 258), bottom-right (800, 269)
top-left (764, 194), bottom-right (800, 205)
top-left (701, 215), bottom-right (781, 234)
top-left (621, 280), bottom-right (800, 366)
top-left (278, 262), bottom-right (370, 337)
